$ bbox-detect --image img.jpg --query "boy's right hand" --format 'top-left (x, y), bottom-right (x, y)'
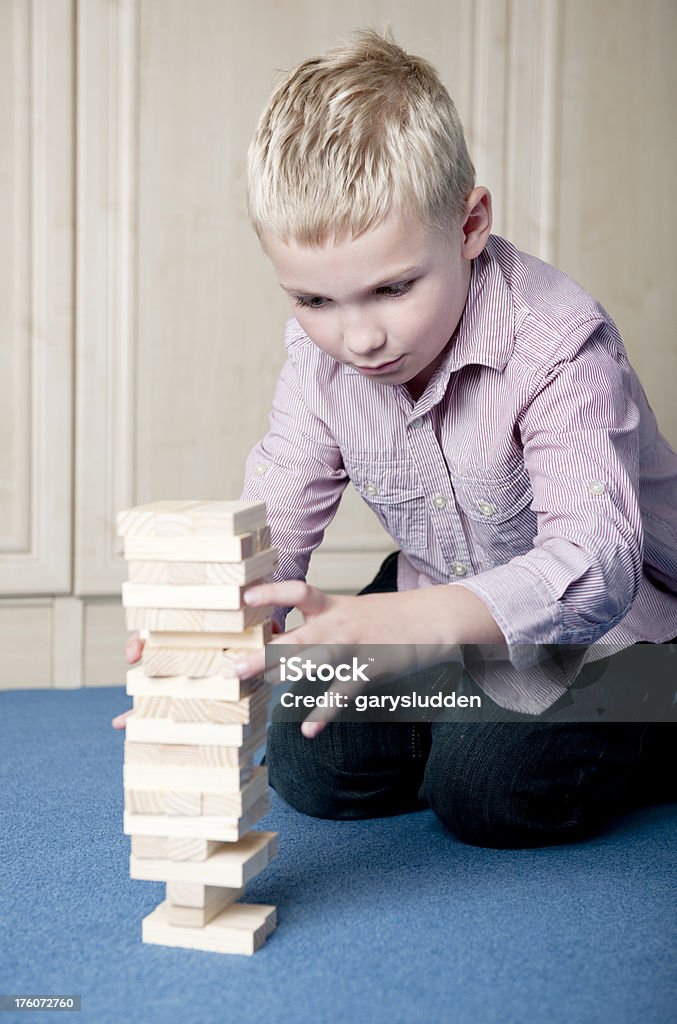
top-left (110, 631), bottom-right (144, 731)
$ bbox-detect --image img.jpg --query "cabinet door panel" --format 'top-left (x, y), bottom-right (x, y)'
top-left (0, 0), bottom-right (73, 594)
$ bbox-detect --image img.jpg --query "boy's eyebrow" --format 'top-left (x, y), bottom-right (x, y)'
top-left (280, 266), bottom-right (422, 296)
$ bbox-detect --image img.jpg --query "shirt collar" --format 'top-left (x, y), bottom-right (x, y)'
top-left (444, 237), bottom-right (516, 375)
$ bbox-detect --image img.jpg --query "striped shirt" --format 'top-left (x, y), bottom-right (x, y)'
top-left (242, 234), bottom-right (677, 712)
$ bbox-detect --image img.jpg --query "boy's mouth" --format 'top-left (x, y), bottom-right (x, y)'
top-left (355, 355), bottom-right (404, 376)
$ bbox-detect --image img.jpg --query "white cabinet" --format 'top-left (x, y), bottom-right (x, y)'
top-left (0, 0), bottom-right (73, 595)
top-left (0, 0), bottom-right (75, 687)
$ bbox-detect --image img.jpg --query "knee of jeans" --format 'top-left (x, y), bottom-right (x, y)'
top-left (425, 775), bottom-right (595, 849)
top-left (421, 735), bottom-right (611, 849)
top-left (265, 721), bottom-right (353, 819)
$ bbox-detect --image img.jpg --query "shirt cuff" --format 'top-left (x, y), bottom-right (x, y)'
top-left (450, 559), bottom-right (564, 672)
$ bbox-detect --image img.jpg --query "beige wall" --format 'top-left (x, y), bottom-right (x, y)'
top-left (1, 0), bottom-right (675, 686)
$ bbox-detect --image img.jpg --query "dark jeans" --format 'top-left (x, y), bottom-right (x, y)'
top-left (266, 552), bottom-right (677, 848)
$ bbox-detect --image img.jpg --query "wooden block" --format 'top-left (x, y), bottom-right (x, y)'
top-left (125, 766), bottom-right (269, 819)
top-left (125, 790), bottom-right (166, 815)
top-left (169, 688), bottom-right (270, 725)
top-left (123, 741), bottom-right (165, 766)
top-left (125, 715), bottom-right (265, 747)
top-left (124, 734), bottom-right (263, 767)
top-left (144, 623), bottom-right (272, 650)
top-left (123, 791), bottom-right (271, 841)
top-left (141, 900), bottom-right (277, 955)
top-left (126, 665), bottom-right (265, 702)
top-left (255, 525), bottom-right (271, 550)
top-left (167, 837), bottom-right (223, 862)
top-left (125, 605), bottom-right (272, 632)
top-left (123, 761), bottom-right (256, 794)
top-left (123, 526), bottom-right (271, 563)
top-left (123, 581), bottom-right (267, 612)
top-left (130, 835), bottom-right (225, 862)
top-left (166, 885), bottom-right (245, 928)
top-left (130, 835), bottom-right (170, 859)
top-left (128, 549), bottom-right (278, 586)
top-left (167, 880), bottom-right (241, 909)
top-left (123, 741), bottom-right (254, 769)
top-left (125, 789), bottom-right (200, 816)
top-left (201, 767), bottom-right (269, 817)
top-left (141, 647), bottom-right (225, 678)
top-left (130, 695), bottom-right (173, 719)
top-left (124, 731), bottom-right (264, 768)
top-left (117, 500), bottom-right (268, 539)
top-left (141, 646), bottom-right (272, 680)
top-left (130, 831), bottom-right (278, 886)
top-left (163, 791), bottom-right (203, 816)
top-left (117, 501), bottom-right (202, 537)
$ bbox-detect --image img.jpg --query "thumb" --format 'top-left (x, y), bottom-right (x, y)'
top-left (111, 708), bottom-right (134, 731)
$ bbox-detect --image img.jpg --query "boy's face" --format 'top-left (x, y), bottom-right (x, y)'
top-left (261, 194), bottom-right (490, 399)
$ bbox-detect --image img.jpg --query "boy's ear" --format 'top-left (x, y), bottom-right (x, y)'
top-left (461, 187), bottom-right (492, 259)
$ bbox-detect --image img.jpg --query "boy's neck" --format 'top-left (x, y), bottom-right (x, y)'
top-left (405, 350), bottom-right (447, 402)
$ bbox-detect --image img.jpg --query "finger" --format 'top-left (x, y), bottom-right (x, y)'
top-left (244, 581), bottom-right (329, 617)
top-left (228, 620), bottom-right (324, 684)
top-left (125, 632), bottom-right (144, 665)
top-left (295, 649), bottom-right (367, 738)
top-left (232, 647), bottom-right (266, 679)
top-left (111, 708), bottom-right (134, 730)
top-left (262, 631), bottom-right (340, 685)
top-left (302, 718), bottom-right (327, 739)
top-left (299, 689), bottom-right (350, 739)
top-left (235, 629), bottom-right (308, 684)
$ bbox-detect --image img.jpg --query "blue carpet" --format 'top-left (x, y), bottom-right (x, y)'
top-left (0, 687), bottom-right (675, 1024)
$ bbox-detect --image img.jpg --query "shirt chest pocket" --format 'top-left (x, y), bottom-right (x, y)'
top-left (349, 462), bottom-right (428, 551)
top-left (452, 468), bottom-right (537, 559)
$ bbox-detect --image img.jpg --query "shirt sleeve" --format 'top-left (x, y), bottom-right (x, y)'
top-left (241, 353), bottom-right (349, 626)
top-left (452, 318), bottom-right (643, 673)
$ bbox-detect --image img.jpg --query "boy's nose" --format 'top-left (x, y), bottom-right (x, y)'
top-left (343, 325), bottom-right (387, 357)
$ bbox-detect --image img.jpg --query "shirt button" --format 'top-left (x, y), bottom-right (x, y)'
top-left (254, 463), bottom-right (268, 476)
top-left (432, 494), bottom-right (447, 509)
top-left (409, 417), bottom-right (424, 429)
top-left (478, 500), bottom-right (496, 517)
top-left (451, 562), bottom-right (468, 577)
top-left (365, 482), bottom-right (379, 496)
top-left (587, 480), bottom-right (606, 495)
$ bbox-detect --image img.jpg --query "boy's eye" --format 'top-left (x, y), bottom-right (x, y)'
top-left (294, 295), bottom-right (328, 310)
top-left (293, 279), bottom-right (416, 310)
top-left (377, 280), bottom-right (416, 298)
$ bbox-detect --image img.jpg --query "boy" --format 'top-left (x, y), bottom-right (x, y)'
top-left (116, 29), bottom-right (677, 848)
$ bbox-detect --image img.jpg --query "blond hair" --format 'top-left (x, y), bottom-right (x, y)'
top-left (247, 28), bottom-right (475, 245)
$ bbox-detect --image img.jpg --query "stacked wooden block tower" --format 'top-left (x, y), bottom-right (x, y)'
top-left (116, 499), bottom-right (278, 955)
